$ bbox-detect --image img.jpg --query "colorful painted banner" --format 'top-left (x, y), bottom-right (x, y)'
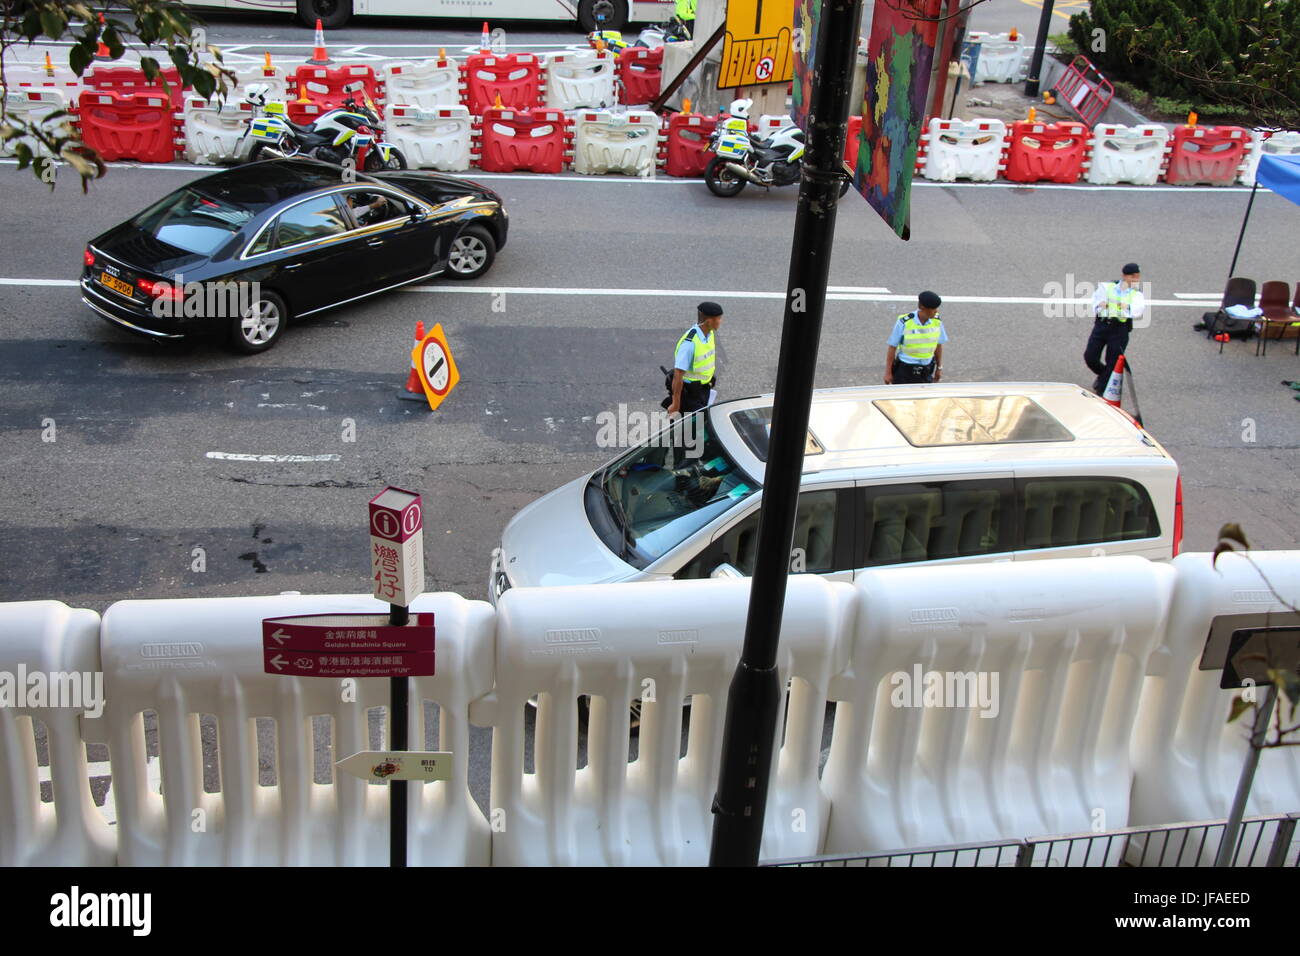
top-left (790, 0), bottom-right (820, 132)
top-left (852, 0), bottom-right (943, 240)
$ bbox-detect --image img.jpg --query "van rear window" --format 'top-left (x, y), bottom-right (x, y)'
top-left (1020, 477), bottom-right (1160, 549)
top-left (874, 396), bottom-right (1073, 447)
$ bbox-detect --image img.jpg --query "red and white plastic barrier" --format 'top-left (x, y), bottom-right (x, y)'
top-left (1240, 129), bottom-right (1300, 185)
top-left (462, 52), bottom-right (543, 115)
top-left (180, 95), bottom-right (250, 165)
top-left (381, 58), bottom-right (463, 110)
top-left (475, 106), bottom-right (570, 174)
top-left (1085, 123), bottom-right (1170, 185)
top-left (662, 111), bottom-right (719, 177)
top-left (388, 104), bottom-right (473, 172)
top-left (1003, 119), bottom-right (1089, 184)
top-left (969, 32), bottom-right (1025, 83)
top-left (1, 87), bottom-right (68, 157)
top-left (292, 64), bottom-right (385, 114)
top-left (1164, 125), bottom-right (1250, 186)
top-left (571, 109), bottom-right (660, 175)
top-left (617, 46), bottom-right (663, 105)
top-left (77, 89), bottom-right (178, 163)
top-left (543, 50), bottom-right (616, 111)
top-left (921, 117), bottom-right (1008, 182)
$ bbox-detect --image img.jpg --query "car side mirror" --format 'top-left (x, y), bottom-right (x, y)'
top-left (409, 208), bottom-right (428, 223)
top-left (710, 562), bottom-right (743, 579)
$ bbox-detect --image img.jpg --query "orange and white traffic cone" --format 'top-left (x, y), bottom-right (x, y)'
top-left (1101, 353), bottom-right (1126, 407)
top-left (43, 52), bottom-right (55, 77)
top-left (481, 21), bottom-right (491, 53)
top-left (307, 18), bottom-right (332, 66)
top-left (94, 13), bottom-right (112, 60)
top-left (398, 321), bottom-right (427, 401)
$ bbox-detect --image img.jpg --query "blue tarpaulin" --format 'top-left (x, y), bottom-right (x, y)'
top-left (1255, 153), bottom-right (1300, 207)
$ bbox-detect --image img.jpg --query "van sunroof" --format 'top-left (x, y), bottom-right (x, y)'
top-left (873, 396), bottom-right (1074, 447)
top-left (729, 407), bottom-right (824, 462)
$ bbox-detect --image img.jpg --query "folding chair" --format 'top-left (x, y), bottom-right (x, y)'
top-left (1256, 280), bottom-right (1299, 356)
top-left (1206, 276), bottom-right (1256, 340)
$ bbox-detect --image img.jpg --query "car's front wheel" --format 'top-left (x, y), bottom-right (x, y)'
top-left (444, 225), bottom-right (496, 280)
top-left (231, 290), bottom-right (288, 353)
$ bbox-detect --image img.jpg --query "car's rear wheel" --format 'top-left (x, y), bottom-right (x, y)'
top-left (231, 290), bottom-right (287, 353)
top-left (296, 0), bottom-right (351, 29)
top-left (445, 225), bottom-right (496, 280)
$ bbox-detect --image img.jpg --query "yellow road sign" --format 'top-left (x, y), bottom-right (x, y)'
top-left (719, 0), bottom-right (795, 89)
top-left (412, 322), bottom-right (460, 412)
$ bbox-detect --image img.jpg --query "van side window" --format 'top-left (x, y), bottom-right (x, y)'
top-left (863, 481), bottom-right (1007, 567)
top-left (1020, 477), bottom-right (1160, 549)
top-left (677, 489), bottom-right (840, 578)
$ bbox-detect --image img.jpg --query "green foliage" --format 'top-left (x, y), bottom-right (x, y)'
top-left (1072, 0), bottom-right (1300, 127)
top-left (1, 0), bottom-right (234, 189)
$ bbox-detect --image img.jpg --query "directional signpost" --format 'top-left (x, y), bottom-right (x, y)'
top-left (260, 486), bottom-right (435, 868)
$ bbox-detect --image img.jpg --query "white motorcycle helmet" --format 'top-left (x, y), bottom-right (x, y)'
top-left (244, 83), bottom-right (271, 107)
top-left (727, 98), bottom-right (753, 120)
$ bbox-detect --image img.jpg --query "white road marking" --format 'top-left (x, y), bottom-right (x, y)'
top-left (0, 276), bottom-right (1225, 308)
top-left (206, 451), bottom-right (341, 462)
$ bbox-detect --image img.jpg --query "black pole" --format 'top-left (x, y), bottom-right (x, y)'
top-left (708, 0), bottom-right (862, 868)
top-left (1024, 0), bottom-right (1055, 98)
top-left (389, 602), bottom-right (409, 868)
top-left (1228, 181), bottom-right (1259, 281)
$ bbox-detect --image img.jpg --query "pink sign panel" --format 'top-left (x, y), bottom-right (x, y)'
top-left (261, 613), bottom-right (435, 678)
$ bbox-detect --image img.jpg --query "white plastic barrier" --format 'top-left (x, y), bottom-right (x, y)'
top-left (821, 557), bottom-right (1176, 861)
top-left (757, 113), bottom-right (795, 135)
top-left (970, 33), bottom-right (1025, 83)
top-left (1239, 129), bottom-right (1300, 185)
top-left (1085, 123), bottom-right (1171, 185)
top-left (0, 87), bottom-right (68, 157)
top-left (387, 105), bottom-right (473, 171)
top-left (477, 576), bottom-right (854, 866)
top-left (381, 58), bottom-right (462, 110)
top-left (571, 109), bottom-right (661, 175)
top-left (1129, 552), bottom-right (1300, 865)
top-left (181, 96), bottom-right (252, 165)
top-left (921, 117), bottom-right (1008, 182)
top-left (1, 63), bottom-right (82, 93)
top-left (0, 601), bottom-right (115, 866)
top-left (231, 64), bottom-right (290, 101)
top-left (543, 51), bottom-right (616, 110)
top-left (93, 592), bottom-right (494, 866)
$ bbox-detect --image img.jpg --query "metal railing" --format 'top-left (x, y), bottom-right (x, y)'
top-left (764, 813), bottom-right (1300, 867)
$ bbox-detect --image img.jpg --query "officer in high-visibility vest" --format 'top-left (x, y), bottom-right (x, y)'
top-left (675, 0), bottom-right (695, 38)
top-left (1085, 262), bottom-right (1144, 394)
top-left (667, 301), bottom-right (721, 416)
top-left (885, 291), bottom-right (947, 384)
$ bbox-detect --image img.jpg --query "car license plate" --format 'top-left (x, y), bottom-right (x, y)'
top-left (99, 273), bottom-right (134, 297)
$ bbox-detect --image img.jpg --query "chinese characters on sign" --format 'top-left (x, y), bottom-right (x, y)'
top-left (261, 613), bottom-right (436, 678)
top-left (368, 486), bottom-right (425, 606)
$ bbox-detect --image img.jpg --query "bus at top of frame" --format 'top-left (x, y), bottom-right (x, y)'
top-left (187, 0), bottom-right (676, 32)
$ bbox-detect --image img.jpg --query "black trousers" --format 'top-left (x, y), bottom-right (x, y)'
top-left (1084, 319), bottom-right (1130, 393)
top-left (892, 358), bottom-right (935, 384)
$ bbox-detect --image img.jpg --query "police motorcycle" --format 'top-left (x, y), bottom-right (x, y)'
top-left (241, 84), bottom-right (406, 171)
top-left (704, 98), bottom-right (851, 198)
top-left (588, 15), bottom-right (690, 52)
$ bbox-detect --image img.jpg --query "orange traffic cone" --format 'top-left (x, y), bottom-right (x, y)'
top-left (43, 52), bottom-right (55, 77)
top-left (263, 51), bottom-right (274, 74)
top-left (1101, 353), bottom-right (1126, 406)
top-left (681, 98), bottom-right (692, 114)
top-left (399, 321), bottom-right (427, 401)
top-left (307, 18), bottom-right (332, 66)
top-left (94, 13), bottom-right (112, 60)
top-left (481, 21), bottom-right (491, 53)
top-left (1009, 27), bottom-right (1019, 41)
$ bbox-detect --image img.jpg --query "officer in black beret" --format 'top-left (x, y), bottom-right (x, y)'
top-left (1085, 263), bottom-right (1145, 394)
top-left (666, 301), bottom-right (722, 416)
top-left (885, 291), bottom-right (947, 384)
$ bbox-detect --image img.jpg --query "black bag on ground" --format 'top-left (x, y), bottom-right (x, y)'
top-left (1201, 310), bottom-right (1256, 339)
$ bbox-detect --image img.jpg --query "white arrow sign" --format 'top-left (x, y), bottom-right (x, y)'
top-left (270, 654), bottom-right (287, 671)
top-left (336, 751), bottom-right (453, 782)
top-left (270, 628), bottom-right (289, 646)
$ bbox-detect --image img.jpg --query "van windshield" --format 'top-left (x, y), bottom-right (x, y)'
top-left (588, 411), bottom-right (757, 567)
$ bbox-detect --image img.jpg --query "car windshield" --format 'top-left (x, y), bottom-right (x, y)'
top-left (132, 188), bottom-right (254, 256)
top-left (591, 411), bottom-right (757, 566)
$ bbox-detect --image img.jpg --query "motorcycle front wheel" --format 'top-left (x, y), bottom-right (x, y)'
top-left (704, 155), bottom-right (746, 197)
top-left (364, 147), bottom-right (407, 172)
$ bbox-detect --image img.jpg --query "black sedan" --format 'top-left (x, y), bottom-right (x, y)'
top-left (81, 158), bottom-right (509, 352)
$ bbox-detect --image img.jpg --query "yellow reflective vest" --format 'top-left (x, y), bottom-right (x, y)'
top-left (1099, 282), bottom-right (1138, 322)
top-left (676, 0), bottom-right (696, 18)
top-left (898, 312), bottom-right (942, 362)
top-left (676, 325), bottom-right (715, 383)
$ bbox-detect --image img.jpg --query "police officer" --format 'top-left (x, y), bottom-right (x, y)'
top-left (675, 0), bottom-right (696, 37)
top-left (1085, 263), bottom-right (1144, 394)
top-left (885, 291), bottom-right (947, 384)
top-left (667, 301), bottom-right (721, 416)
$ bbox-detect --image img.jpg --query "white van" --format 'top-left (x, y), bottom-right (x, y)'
top-left (488, 383), bottom-right (1183, 604)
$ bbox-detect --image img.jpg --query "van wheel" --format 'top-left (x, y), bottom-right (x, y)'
top-left (578, 0), bottom-right (627, 31)
top-left (297, 0), bottom-right (351, 29)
